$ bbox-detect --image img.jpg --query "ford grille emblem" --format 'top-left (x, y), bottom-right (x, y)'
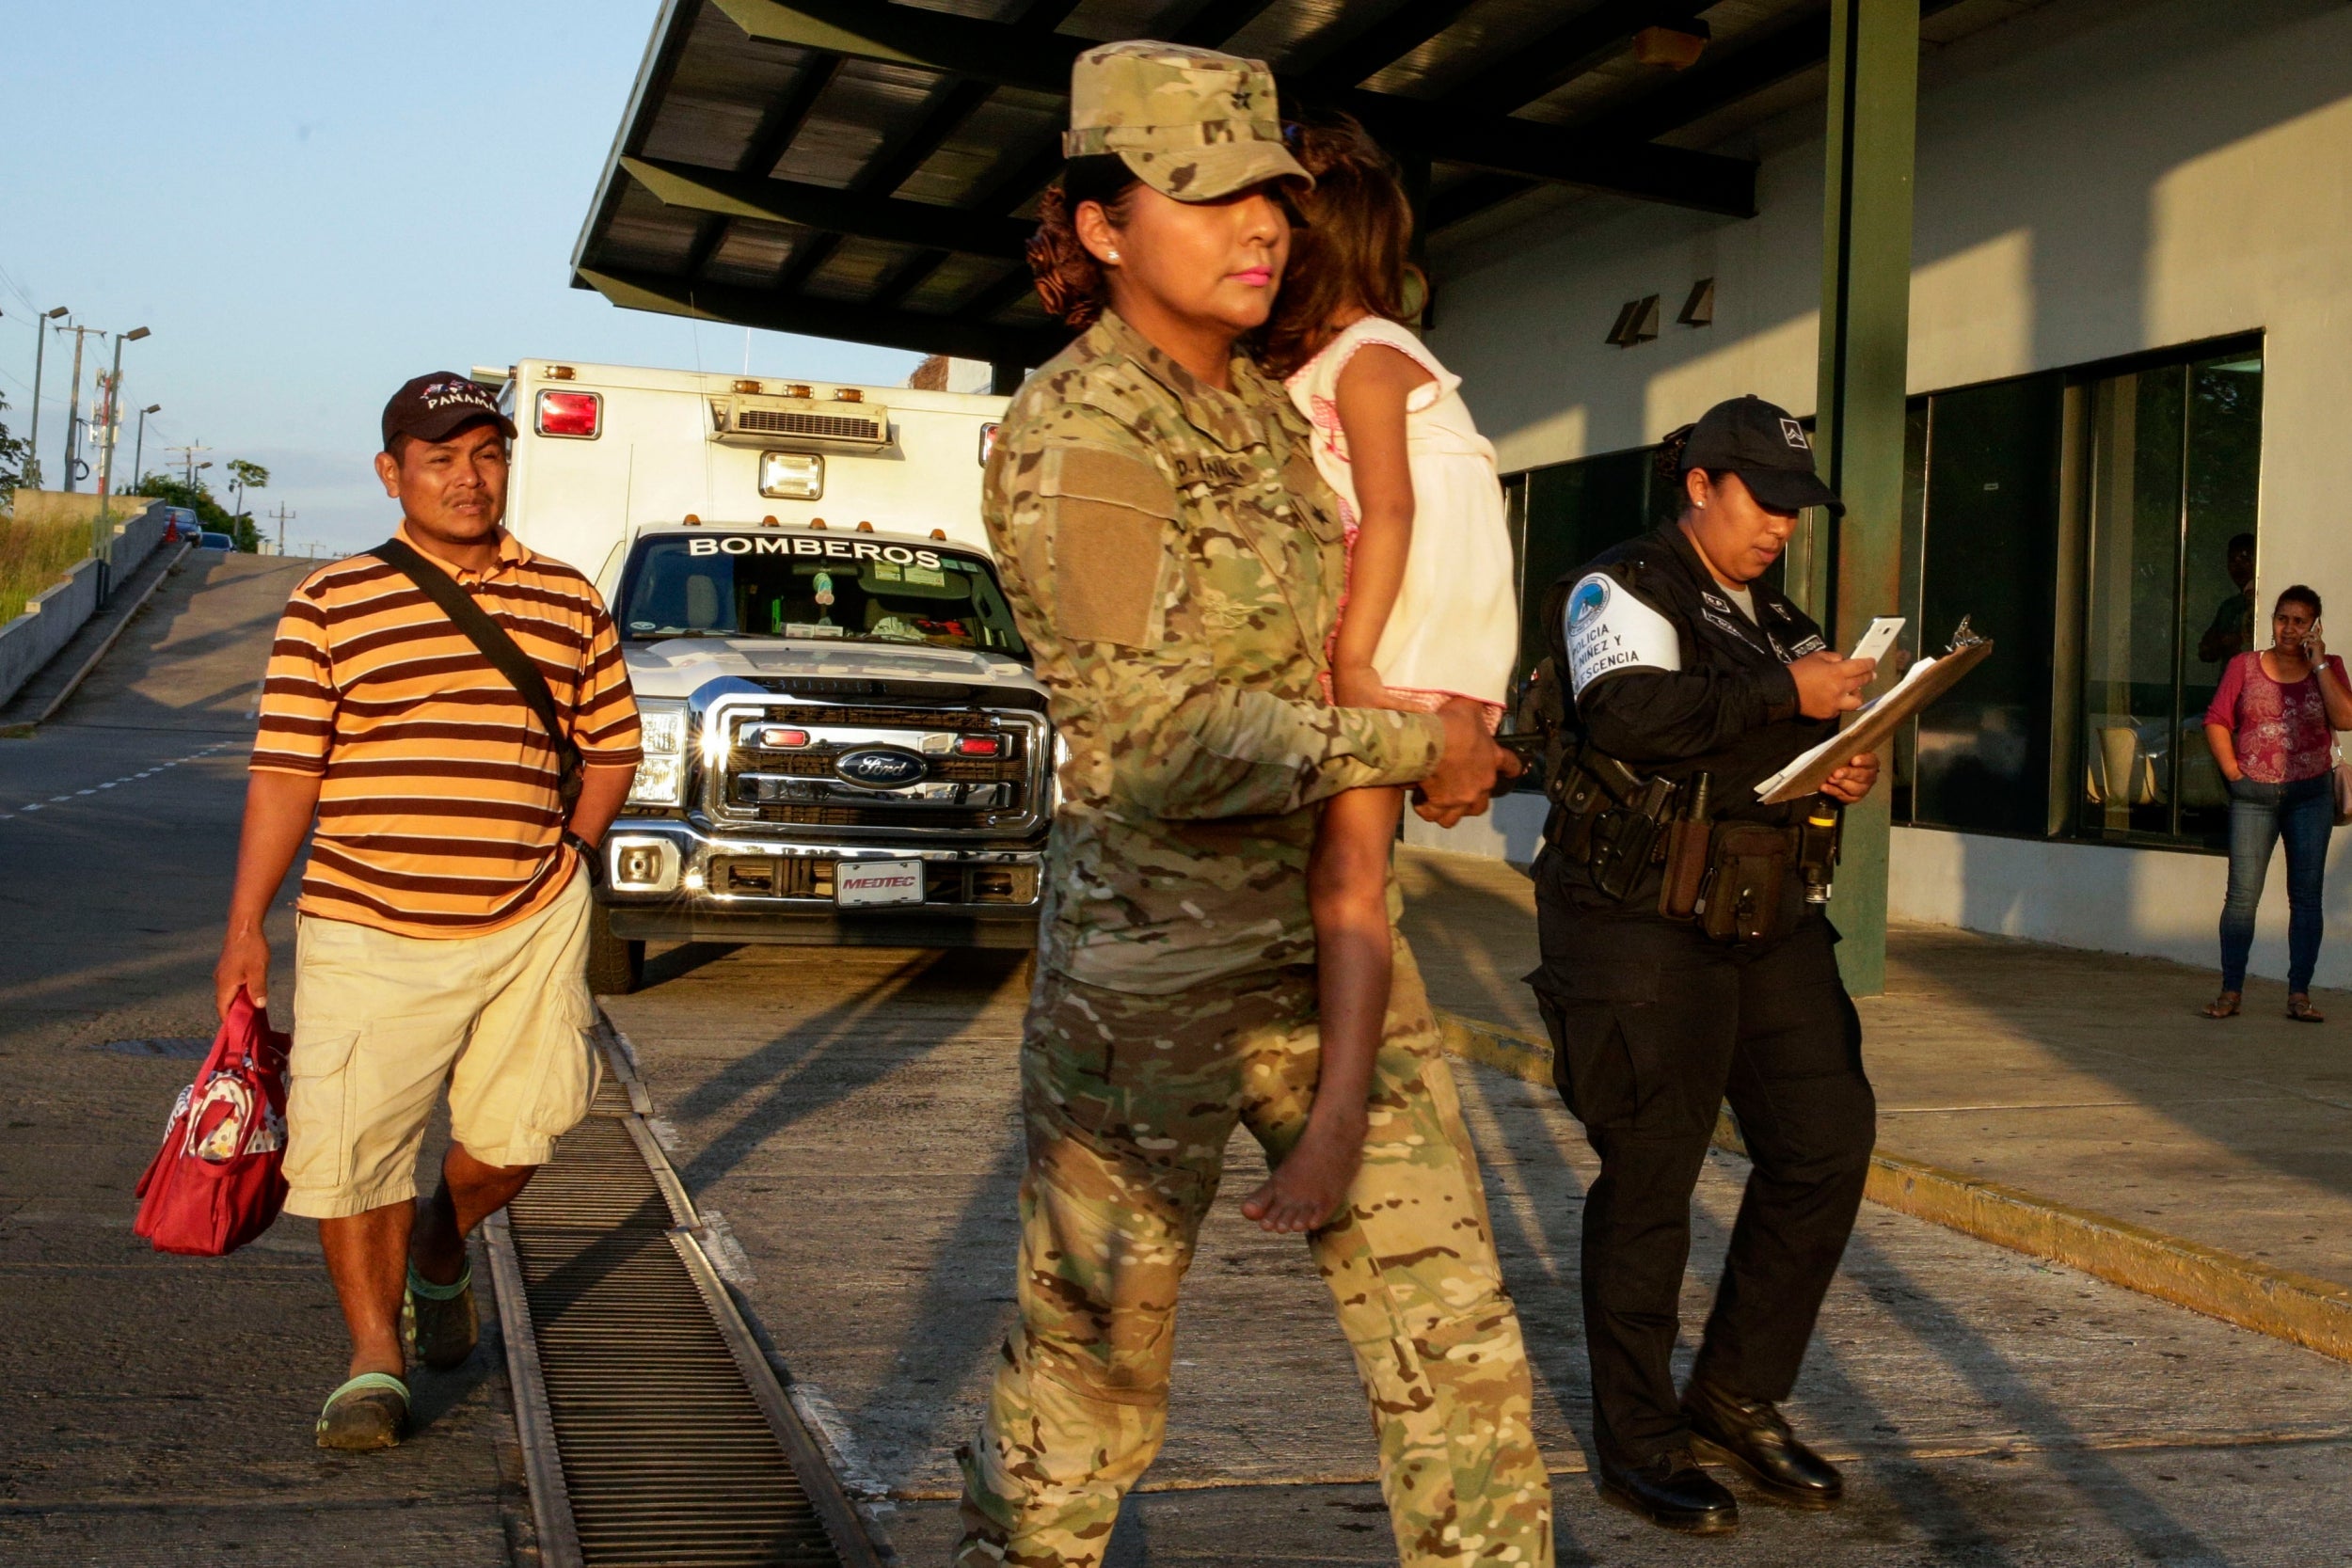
top-left (834, 747), bottom-right (927, 788)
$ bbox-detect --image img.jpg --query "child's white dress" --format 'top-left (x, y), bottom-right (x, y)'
top-left (1284, 315), bottom-right (1518, 716)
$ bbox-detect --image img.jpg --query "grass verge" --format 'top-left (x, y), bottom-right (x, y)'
top-left (0, 515), bottom-right (96, 625)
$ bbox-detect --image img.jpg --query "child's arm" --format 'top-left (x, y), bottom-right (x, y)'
top-left (1327, 343), bottom-right (1437, 709)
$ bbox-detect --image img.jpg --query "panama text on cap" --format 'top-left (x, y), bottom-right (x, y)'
top-left (381, 372), bottom-right (518, 450)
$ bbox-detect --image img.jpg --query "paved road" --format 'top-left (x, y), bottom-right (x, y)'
top-left (607, 940), bottom-right (2352, 1568)
top-left (0, 554), bottom-right (525, 1566)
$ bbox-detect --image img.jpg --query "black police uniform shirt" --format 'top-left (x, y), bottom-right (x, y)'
top-left (1549, 524), bottom-right (1837, 830)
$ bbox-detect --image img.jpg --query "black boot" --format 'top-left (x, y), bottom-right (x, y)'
top-left (1683, 1380), bottom-right (1843, 1509)
top-left (1596, 1448), bottom-right (1740, 1534)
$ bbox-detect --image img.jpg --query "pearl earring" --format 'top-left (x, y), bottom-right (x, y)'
top-left (1106, 249), bottom-right (1120, 261)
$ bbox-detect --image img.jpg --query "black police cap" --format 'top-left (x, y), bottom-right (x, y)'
top-left (1677, 394), bottom-right (1844, 516)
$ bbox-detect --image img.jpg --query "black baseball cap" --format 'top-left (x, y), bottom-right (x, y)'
top-left (381, 372), bottom-right (517, 450)
top-left (1678, 394), bottom-right (1844, 515)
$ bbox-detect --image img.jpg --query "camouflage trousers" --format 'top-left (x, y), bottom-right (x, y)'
top-left (956, 938), bottom-right (1552, 1568)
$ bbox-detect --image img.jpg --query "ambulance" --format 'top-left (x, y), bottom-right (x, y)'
top-left (484, 358), bottom-right (1045, 992)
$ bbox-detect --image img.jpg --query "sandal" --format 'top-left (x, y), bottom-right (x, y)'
top-left (315, 1371), bottom-right (409, 1450)
top-left (406, 1261), bottom-right (479, 1370)
top-left (2201, 991), bottom-right (2241, 1019)
top-left (2287, 995), bottom-right (2326, 1023)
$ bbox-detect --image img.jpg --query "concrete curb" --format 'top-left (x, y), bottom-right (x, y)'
top-left (1434, 1008), bottom-right (2352, 1365)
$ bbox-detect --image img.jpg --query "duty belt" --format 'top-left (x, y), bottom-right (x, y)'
top-left (1547, 746), bottom-right (1844, 939)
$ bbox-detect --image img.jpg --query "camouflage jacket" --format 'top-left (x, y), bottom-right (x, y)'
top-left (986, 310), bottom-right (1445, 993)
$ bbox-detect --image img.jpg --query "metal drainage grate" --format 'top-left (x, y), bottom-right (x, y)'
top-left (486, 1039), bottom-right (881, 1568)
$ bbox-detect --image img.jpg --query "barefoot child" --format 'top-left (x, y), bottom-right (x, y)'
top-left (1241, 119), bottom-right (1519, 1233)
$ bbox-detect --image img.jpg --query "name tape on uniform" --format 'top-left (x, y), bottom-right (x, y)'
top-left (1565, 573), bottom-right (1681, 695)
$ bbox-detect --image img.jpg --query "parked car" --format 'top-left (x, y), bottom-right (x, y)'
top-left (194, 532), bottom-right (235, 551)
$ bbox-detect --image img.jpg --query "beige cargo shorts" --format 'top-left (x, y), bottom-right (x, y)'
top-left (282, 868), bottom-right (601, 1219)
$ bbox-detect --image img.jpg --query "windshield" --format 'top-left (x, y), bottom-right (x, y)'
top-left (619, 535), bottom-right (1026, 657)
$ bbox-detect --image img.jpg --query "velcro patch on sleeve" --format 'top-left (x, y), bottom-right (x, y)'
top-left (1041, 447), bottom-right (1178, 648)
top-left (1044, 447), bottom-right (1181, 517)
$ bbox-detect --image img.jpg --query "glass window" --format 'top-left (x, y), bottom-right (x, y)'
top-left (618, 536), bottom-right (1028, 657)
top-left (1909, 374), bottom-right (2064, 835)
top-left (1512, 448), bottom-right (1652, 689)
top-left (2075, 346), bottom-right (2263, 847)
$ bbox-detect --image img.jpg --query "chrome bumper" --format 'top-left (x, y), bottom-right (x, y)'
top-left (595, 818), bottom-right (1044, 947)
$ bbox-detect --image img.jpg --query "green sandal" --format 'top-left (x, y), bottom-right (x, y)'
top-left (316, 1372), bottom-right (409, 1450)
top-left (406, 1262), bottom-right (479, 1370)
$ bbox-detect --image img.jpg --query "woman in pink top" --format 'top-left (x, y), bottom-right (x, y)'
top-left (2201, 584), bottom-right (2352, 1021)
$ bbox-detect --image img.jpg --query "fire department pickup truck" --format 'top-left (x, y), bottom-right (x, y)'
top-left (485, 357), bottom-right (1044, 992)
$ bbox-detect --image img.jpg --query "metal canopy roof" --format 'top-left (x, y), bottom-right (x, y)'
top-left (573, 0), bottom-right (1998, 367)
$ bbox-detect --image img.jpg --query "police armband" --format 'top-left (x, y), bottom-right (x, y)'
top-left (1562, 572), bottom-right (1681, 696)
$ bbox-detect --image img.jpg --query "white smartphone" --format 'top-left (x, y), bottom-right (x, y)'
top-left (1850, 616), bottom-right (1904, 666)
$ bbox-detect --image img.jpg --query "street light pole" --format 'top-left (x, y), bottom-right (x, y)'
top-left (133, 404), bottom-right (160, 489)
top-left (21, 305), bottom-right (67, 492)
top-left (95, 326), bottom-right (151, 505)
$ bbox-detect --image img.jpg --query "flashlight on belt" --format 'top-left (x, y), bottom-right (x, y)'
top-left (1799, 798), bottom-right (1842, 904)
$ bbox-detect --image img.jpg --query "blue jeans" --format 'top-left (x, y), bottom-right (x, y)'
top-left (2220, 774), bottom-right (2334, 993)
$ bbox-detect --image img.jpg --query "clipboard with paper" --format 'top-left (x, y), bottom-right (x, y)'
top-left (1756, 621), bottom-right (1995, 804)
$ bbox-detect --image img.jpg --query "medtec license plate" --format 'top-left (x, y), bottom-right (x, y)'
top-left (835, 858), bottom-right (925, 908)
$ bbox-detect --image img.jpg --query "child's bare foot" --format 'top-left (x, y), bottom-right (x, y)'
top-left (1242, 1119), bottom-right (1364, 1234)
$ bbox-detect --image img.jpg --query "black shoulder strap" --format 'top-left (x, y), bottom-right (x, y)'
top-left (373, 538), bottom-right (583, 789)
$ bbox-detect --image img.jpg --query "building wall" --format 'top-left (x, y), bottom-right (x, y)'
top-left (1420, 0), bottom-right (2352, 984)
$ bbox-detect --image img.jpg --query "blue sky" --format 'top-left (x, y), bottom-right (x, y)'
top-left (1, 1), bottom-right (924, 556)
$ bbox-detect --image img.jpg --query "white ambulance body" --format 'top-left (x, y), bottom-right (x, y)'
top-left (485, 358), bottom-right (1044, 990)
top-left (491, 358), bottom-right (1004, 594)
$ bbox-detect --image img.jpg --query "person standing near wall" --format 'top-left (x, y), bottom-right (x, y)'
top-left (957, 41), bottom-right (1549, 1568)
top-left (2201, 584), bottom-right (2352, 1022)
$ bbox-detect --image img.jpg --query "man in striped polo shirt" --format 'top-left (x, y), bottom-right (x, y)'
top-left (214, 372), bottom-right (642, 1449)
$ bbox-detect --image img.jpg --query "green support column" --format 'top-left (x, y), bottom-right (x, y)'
top-left (1813, 0), bottom-right (1919, 997)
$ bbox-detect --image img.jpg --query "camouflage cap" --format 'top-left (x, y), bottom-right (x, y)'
top-left (1063, 40), bottom-right (1311, 201)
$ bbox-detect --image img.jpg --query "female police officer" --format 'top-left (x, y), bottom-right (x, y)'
top-left (1529, 395), bottom-right (1882, 1535)
top-left (956, 41), bottom-right (1549, 1568)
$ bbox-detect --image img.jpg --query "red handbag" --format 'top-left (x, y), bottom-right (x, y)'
top-left (133, 989), bottom-right (292, 1256)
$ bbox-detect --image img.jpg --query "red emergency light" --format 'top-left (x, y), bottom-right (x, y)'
top-left (536, 389), bottom-right (601, 438)
top-left (954, 735), bottom-right (1002, 757)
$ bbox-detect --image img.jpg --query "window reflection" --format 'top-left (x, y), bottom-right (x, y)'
top-left (2077, 350), bottom-right (2263, 847)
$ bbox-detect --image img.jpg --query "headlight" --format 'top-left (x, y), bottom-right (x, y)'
top-left (628, 753), bottom-right (685, 806)
top-left (641, 700), bottom-right (687, 755)
top-left (630, 700), bottom-right (689, 805)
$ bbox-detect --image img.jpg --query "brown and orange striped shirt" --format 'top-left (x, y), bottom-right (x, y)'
top-left (253, 525), bottom-right (642, 938)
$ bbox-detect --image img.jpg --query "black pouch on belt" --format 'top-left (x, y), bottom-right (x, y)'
top-left (1658, 771), bottom-right (1713, 920)
top-left (1696, 822), bottom-right (1794, 943)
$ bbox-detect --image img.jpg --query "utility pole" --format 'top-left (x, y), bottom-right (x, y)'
top-left (271, 502), bottom-right (295, 556)
top-left (57, 323), bottom-right (96, 492)
top-left (166, 441), bottom-right (212, 487)
top-left (19, 305), bottom-right (67, 491)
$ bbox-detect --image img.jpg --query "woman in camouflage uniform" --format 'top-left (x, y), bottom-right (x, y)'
top-left (955, 40), bottom-right (1549, 1568)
